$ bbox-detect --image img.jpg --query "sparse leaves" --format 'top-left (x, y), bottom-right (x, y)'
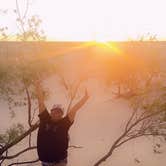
top-left (0, 124), bottom-right (25, 144)
top-left (0, 26), bottom-right (8, 40)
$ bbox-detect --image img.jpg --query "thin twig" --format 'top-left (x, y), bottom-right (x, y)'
top-left (8, 158), bottom-right (39, 166)
top-left (1, 146), bottom-right (36, 160)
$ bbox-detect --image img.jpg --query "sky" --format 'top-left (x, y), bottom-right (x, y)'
top-left (0, 0), bottom-right (166, 41)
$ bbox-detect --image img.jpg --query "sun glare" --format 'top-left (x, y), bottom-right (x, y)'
top-left (94, 35), bottom-right (110, 43)
top-left (91, 40), bottom-right (122, 56)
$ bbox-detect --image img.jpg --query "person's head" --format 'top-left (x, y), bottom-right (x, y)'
top-left (50, 104), bottom-right (64, 121)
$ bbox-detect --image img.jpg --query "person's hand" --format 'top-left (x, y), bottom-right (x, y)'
top-left (84, 88), bottom-right (89, 99)
top-left (32, 79), bottom-right (44, 100)
top-left (33, 78), bottom-right (41, 87)
top-left (33, 79), bottom-right (46, 113)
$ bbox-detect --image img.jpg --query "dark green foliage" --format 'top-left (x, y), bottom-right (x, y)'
top-left (0, 52), bottom-right (56, 110)
top-left (0, 123), bottom-right (25, 144)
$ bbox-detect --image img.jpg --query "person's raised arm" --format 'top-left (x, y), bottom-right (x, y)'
top-left (34, 80), bottom-right (46, 114)
top-left (67, 89), bottom-right (89, 122)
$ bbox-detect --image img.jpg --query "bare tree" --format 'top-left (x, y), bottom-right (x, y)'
top-left (94, 84), bottom-right (166, 166)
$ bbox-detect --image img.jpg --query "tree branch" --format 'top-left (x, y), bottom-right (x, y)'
top-left (8, 158), bottom-right (39, 166)
top-left (93, 105), bottom-right (166, 166)
top-left (0, 122), bottom-right (39, 157)
top-left (24, 85), bottom-right (32, 127)
top-left (1, 146), bottom-right (36, 160)
top-left (66, 80), bottom-right (82, 114)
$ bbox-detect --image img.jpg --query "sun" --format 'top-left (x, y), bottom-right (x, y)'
top-left (94, 34), bottom-right (110, 43)
top-left (95, 38), bottom-right (108, 43)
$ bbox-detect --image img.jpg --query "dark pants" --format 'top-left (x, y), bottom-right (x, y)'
top-left (41, 158), bottom-right (67, 166)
